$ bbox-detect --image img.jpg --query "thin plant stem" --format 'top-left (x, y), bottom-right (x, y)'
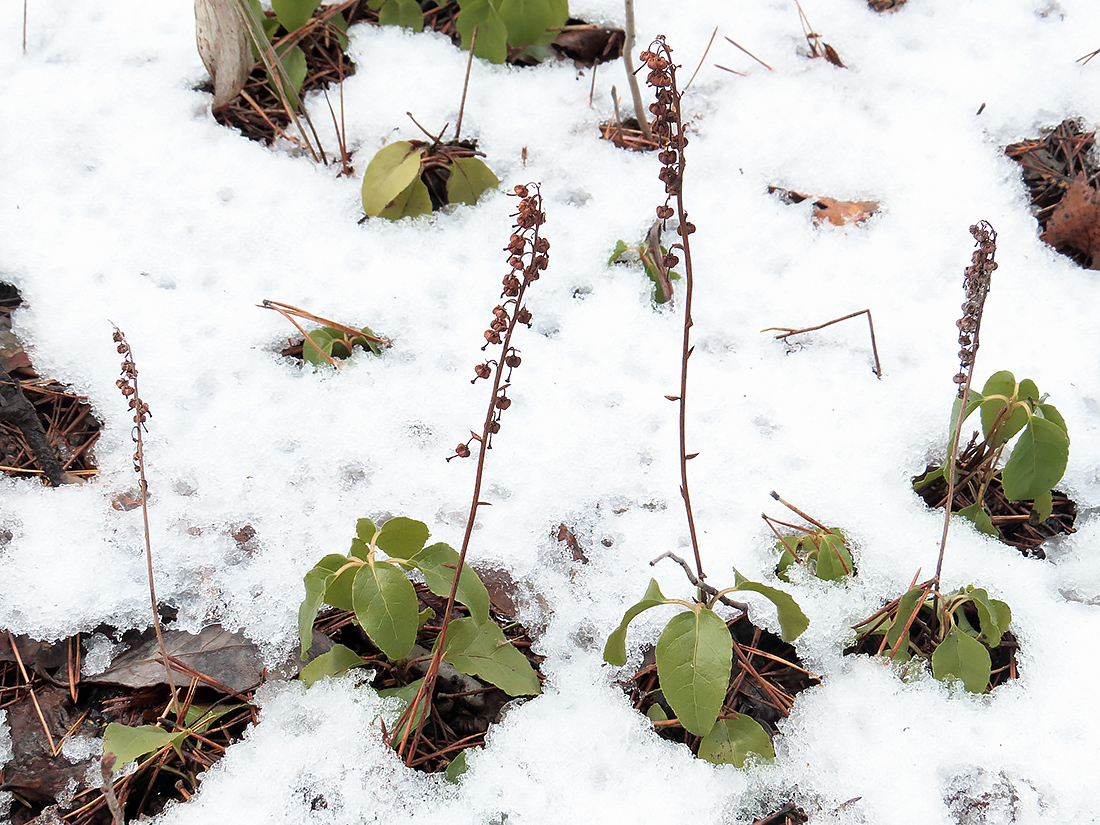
top-left (455, 27), bottom-right (477, 142)
top-left (682, 26), bottom-right (718, 91)
top-left (622, 1), bottom-right (653, 142)
top-left (762, 308), bottom-right (882, 378)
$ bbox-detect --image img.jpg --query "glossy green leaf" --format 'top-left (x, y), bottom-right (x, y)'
top-left (375, 516), bottom-right (430, 559)
top-left (456, 0), bottom-right (509, 63)
top-left (379, 175), bottom-right (432, 220)
top-left (352, 561), bottom-right (419, 660)
top-left (378, 0), bottom-right (424, 29)
top-left (327, 11), bottom-right (349, 49)
top-left (912, 466), bottom-right (945, 493)
top-left (446, 157), bottom-right (500, 206)
top-left (442, 617), bottom-right (541, 695)
top-left (272, 0), bottom-right (319, 32)
top-left (103, 723), bottom-right (177, 769)
top-left (646, 703), bottom-right (668, 723)
top-left (1002, 416), bottom-right (1069, 502)
top-left (980, 371), bottom-right (1026, 444)
top-left (964, 588), bottom-right (1008, 648)
top-left (886, 587), bottom-right (928, 654)
top-left (602, 578), bottom-right (670, 666)
top-left (957, 502), bottom-right (997, 536)
top-left (299, 553), bottom-right (350, 657)
top-left (1037, 403), bottom-right (1068, 436)
top-left (813, 532), bottom-right (853, 581)
top-left (356, 518), bottom-right (379, 543)
top-left (349, 537), bottom-right (372, 562)
top-left (406, 542), bottom-right (490, 624)
top-left (932, 629), bottom-right (991, 693)
top-left (324, 560), bottom-right (360, 611)
top-left (302, 328), bottom-right (335, 366)
top-left (655, 609), bottom-right (732, 737)
top-left (361, 142), bottom-right (424, 217)
top-left (1018, 378), bottom-right (1039, 406)
top-left (774, 536), bottom-right (800, 582)
top-left (299, 643), bottom-right (366, 686)
top-left (697, 715), bottom-right (775, 767)
top-left (499, 0), bottom-right (567, 47)
top-left (992, 599), bottom-right (1012, 637)
top-left (731, 575), bottom-right (809, 642)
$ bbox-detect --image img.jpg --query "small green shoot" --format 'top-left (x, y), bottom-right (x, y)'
top-left (361, 139), bottom-right (499, 219)
top-left (763, 492), bottom-right (854, 582)
top-left (608, 229), bottom-right (682, 304)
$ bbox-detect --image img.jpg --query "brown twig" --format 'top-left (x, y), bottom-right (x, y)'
top-left (649, 551), bottom-right (750, 612)
top-left (723, 36), bottom-right (774, 71)
top-left (6, 633), bottom-right (57, 754)
top-left (455, 26), bottom-right (477, 141)
top-left (682, 26), bottom-right (719, 91)
top-left (762, 308), bottom-right (882, 378)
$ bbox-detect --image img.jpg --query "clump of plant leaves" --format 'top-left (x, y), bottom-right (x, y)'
top-left (360, 138), bottom-right (499, 219)
top-left (913, 369), bottom-right (1074, 558)
top-left (455, 0), bottom-right (569, 64)
top-left (301, 325), bottom-right (383, 365)
top-left (608, 225), bottom-right (682, 304)
top-left (298, 516), bottom-right (541, 771)
top-left (763, 492), bottom-right (855, 582)
top-left (603, 568), bottom-right (813, 767)
top-left (846, 581), bottom-right (1017, 694)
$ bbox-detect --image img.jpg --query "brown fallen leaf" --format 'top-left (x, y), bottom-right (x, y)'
top-left (812, 196), bottom-right (879, 227)
top-left (1039, 174), bottom-right (1100, 269)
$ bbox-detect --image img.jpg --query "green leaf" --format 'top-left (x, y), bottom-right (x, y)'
top-left (378, 0), bottom-right (424, 29)
top-left (299, 643), bottom-right (366, 686)
top-left (912, 466), bottom-right (945, 493)
top-left (379, 176), bottom-right (432, 220)
top-left (375, 517), bottom-right (431, 559)
top-left (963, 588), bottom-right (1007, 648)
top-left (697, 715), bottom-right (775, 767)
top-left (327, 11), bottom-right (349, 49)
top-left (444, 748), bottom-right (470, 783)
top-left (302, 328), bottom-right (335, 366)
top-left (813, 533), bottom-right (853, 581)
top-left (456, 0), bottom-right (509, 63)
top-left (992, 599), bottom-right (1012, 638)
top-left (1036, 403), bottom-right (1068, 436)
top-left (499, 0), bottom-right (566, 47)
top-left (1032, 489), bottom-right (1054, 522)
top-left (608, 239), bottom-right (629, 264)
top-left (1001, 416), bottom-right (1069, 502)
top-left (731, 575), bottom-right (809, 642)
top-left (446, 157), bottom-right (500, 206)
top-left (442, 617), bottom-right (541, 696)
top-left (645, 703), bottom-right (668, 723)
top-left (931, 629), bottom-right (991, 693)
top-left (271, 43), bottom-right (307, 105)
top-left (1017, 378), bottom-right (1040, 406)
top-left (602, 578), bottom-right (671, 667)
top-left (774, 536), bottom-right (800, 582)
top-left (957, 502), bottom-right (997, 536)
top-left (406, 542), bottom-right (490, 624)
top-left (103, 723), bottom-right (176, 769)
top-left (352, 561), bottom-right (419, 660)
top-left (272, 0), bottom-right (319, 32)
top-left (980, 371), bottom-right (1027, 444)
top-left (655, 608), bottom-right (732, 737)
top-left (356, 518), bottom-right (379, 543)
top-left (299, 553), bottom-right (351, 657)
top-left (886, 587), bottom-right (928, 654)
top-left (361, 142), bottom-right (424, 217)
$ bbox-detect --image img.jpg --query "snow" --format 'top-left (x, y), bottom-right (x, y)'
top-left (3, 0), bottom-right (1100, 822)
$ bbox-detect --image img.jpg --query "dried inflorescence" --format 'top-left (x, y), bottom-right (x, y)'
top-left (953, 222), bottom-right (997, 395)
top-left (113, 326), bottom-right (151, 471)
top-left (451, 184), bottom-right (548, 460)
top-left (640, 38), bottom-right (696, 290)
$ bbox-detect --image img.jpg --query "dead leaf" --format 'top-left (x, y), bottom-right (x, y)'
top-left (1040, 174), bottom-right (1100, 269)
top-left (646, 221), bottom-right (673, 302)
top-left (812, 197), bottom-right (879, 226)
top-left (195, 0), bottom-right (252, 109)
top-left (550, 26), bottom-right (625, 66)
top-left (88, 626), bottom-right (266, 694)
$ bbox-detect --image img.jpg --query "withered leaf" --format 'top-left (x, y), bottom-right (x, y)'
top-left (812, 196), bottom-right (879, 227)
top-left (1040, 174), bottom-right (1100, 269)
top-left (195, 0), bottom-right (253, 108)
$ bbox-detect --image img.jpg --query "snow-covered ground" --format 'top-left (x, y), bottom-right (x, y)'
top-left (3, 0), bottom-right (1100, 822)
